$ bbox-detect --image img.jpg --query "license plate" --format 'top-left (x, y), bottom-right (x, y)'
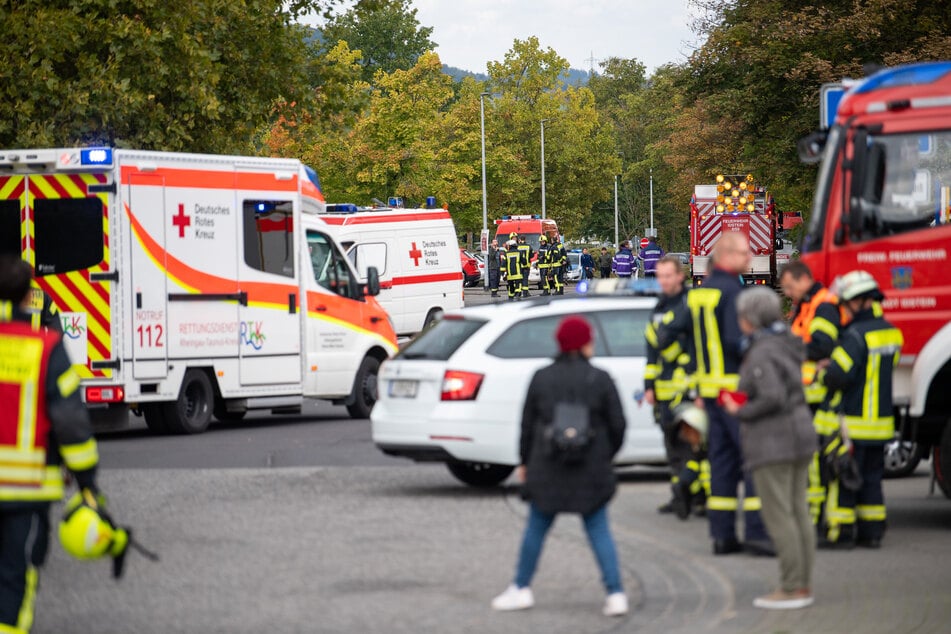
top-left (388, 379), bottom-right (418, 398)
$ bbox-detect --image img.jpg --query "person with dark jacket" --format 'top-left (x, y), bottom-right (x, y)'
top-left (723, 287), bottom-right (817, 610)
top-left (492, 316), bottom-right (629, 617)
top-left (599, 248), bottom-right (612, 278)
top-left (487, 239), bottom-right (502, 297)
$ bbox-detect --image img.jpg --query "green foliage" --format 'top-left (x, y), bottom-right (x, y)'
top-left (322, 0), bottom-right (435, 83)
top-left (0, 0), bottom-right (333, 153)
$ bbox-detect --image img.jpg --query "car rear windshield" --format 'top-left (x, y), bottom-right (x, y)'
top-left (398, 317), bottom-right (485, 361)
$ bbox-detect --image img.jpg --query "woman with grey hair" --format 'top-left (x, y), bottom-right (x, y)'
top-left (722, 287), bottom-right (818, 610)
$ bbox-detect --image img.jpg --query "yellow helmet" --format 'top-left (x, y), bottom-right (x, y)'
top-left (539, 235), bottom-right (548, 243)
top-left (59, 490), bottom-right (128, 560)
top-left (509, 232), bottom-right (518, 240)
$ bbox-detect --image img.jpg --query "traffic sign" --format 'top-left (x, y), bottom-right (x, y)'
top-left (820, 83), bottom-right (846, 129)
top-left (640, 237), bottom-right (650, 249)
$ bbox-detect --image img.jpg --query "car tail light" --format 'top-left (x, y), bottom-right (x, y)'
top-left (441, 370), bottom-right (484, 401)
top-left (85, 386), bottom-right (125, 403)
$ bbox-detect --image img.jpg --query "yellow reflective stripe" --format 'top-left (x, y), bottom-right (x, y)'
top-left (661, 310), bottom-right (675, 325)
top-left (742, 497), bottom-right (761, 511)
top-left (842, 415), bottom-right (894, 440)
top-left (865, 328), bottom-right (903, 350)
top-left (56, 367), bottom-right (81, 398)
top-left (831, 346), bottom-right (853, 373)
top-left (0, 624), bottom-right (25, 634)
top-left (804, 382), bottom-right (827, 404)
top-left (802, 361), bottom-right (818, 384)
top-left (0, 300), bottom-right (13, 322)
top-left (16, 565), bottom-right (38, 633)
top-left (660, 341), bottom-right (683, 363)
top-left (809, 316), bottom-right (839, 341)
top-left (60, 438), bottom-right (99, 471)
top-left (856, 504), bottom-right (886, 521)
top-left (814, 409), bottom-right (839, 435)
top-left (0, 467), bottom-right (64, 501)
top-left (645, 322), bottom-right (658, 347)
top-left (707, 496), bottom-right (738, 511)
top-left (697, 374), bottom-right (740, 398)
top-left (687, 288), bottom-right (724, 379)
top-left (644, 364), bottom-right (660, 380)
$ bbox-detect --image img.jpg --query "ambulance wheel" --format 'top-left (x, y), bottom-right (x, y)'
top-left (935, 424), bottom-right (951, 499)
top-left (142, 405), bottom-right (170, 435)
top-left (447, 461), bottom-right (514, 487)
top-left (346, 356), bottom-right (380, 419)
top-left (423, 308), bottom-right (443, 329)
top-left (163, 369), bottom-right (214, 434)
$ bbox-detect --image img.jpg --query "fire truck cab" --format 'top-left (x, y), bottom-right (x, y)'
top-left (798, 62), bottom-right (951, 495)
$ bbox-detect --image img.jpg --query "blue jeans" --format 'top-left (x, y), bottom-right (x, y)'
top-left (513, 503), bottom-right (623, 594)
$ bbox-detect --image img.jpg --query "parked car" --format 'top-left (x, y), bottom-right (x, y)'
top-left (371, 295), bottom-right (666, 486)
top-left (566, 250), bottom-right (582, 282)
top-left (669, 252), bottom-right (690, 267)
top-left (460, 249), bottom-right (481, 287)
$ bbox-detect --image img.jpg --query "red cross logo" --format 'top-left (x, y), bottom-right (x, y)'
top-left (409, 242), bottom-right (422, 266)
top-left (172, 203), bottom-right (191, 238)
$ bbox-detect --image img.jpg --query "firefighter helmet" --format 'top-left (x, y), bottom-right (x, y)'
top-left (836, 270), bottom-right (883, 301)
top-left (58, 491), bottom-right (128, 560)
top-left (672, 403), bottom-right (708, 442)
top-left (506, 239), bottom-right (517, 248)
top-left (509, 232), bottom-right (518, 240)
top-left (539, 235), bottom-right (548, 243)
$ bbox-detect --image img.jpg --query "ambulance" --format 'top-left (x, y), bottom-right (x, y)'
top-left (0, 148), bottom-right (398, 434)
top-left (321, 205), bottom-right (463, 336)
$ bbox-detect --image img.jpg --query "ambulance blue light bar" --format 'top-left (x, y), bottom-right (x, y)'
top-left (80, 148), bottom-right (113, 166)
top-left (326, 203), bottom-right (360, 213)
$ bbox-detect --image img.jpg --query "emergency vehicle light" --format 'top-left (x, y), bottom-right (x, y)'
top-left (85, 386), bottom-right (125, 403)
top-left (80, 148), bottom-right (112, 166)
top-left (326, 203), bottom-right (359, 213)
top-left (854, 62), bottom-right (951, 94)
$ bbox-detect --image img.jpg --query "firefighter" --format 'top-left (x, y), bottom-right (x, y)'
top-left (26, 282), bottom-right (62, 334)
top-left (816, 271), bottom-right (902, 549)
top-left (550, 237), bottom-right (567, 295)
top-left (536, 235), bottom-right (553, 295)
top-left (517, 236), bottom-right (533, 298)
top-left (779, 260), bottom-right (843, 528)
top-left (644, 255), bottom-right (703, 518)
top-left (657, 232), bottom-right (772, 556)
top-left (504, 240), bottom-right (523, 302)
top-left (0, 255), bottom-right (106, 632)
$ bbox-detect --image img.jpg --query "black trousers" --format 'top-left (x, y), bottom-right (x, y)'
top-left (0, 506), bottom-right (50, 631)
top-left (488, 269), bottom-right (500, 292)
top-left (600, 266), bottom-right (611, 278)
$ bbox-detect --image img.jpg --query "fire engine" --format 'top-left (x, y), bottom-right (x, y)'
top-left (0, 148), bottom-right (397, 434)
top-left (689, 174), bottom-right (783, 286)
top-left (797, 62), bottom-right (951, 496)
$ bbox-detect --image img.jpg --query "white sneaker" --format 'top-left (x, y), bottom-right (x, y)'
top-left (603, 592), bottom-right (629, 617)
top-left (491, 584), bottom-right (534, 611)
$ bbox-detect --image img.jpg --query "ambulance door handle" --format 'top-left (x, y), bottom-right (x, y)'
top-left (136, 292), bottom-right (142, 309)
top-left (315, 305), bottom-right (328, 312)
top-left (288, 293), bottom-right (297, 314)
top-left (370, 316), bottom-right (383, 324)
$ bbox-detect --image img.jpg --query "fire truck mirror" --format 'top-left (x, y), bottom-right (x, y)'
top-left (797, 130), bottom-right (827, 164)
top-left (848, 128), bottom-right (870, 240)
top-left (863, 143), bottom-right (886, 205)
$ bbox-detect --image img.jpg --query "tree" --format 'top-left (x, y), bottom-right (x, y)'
top-left (321, 0), bottom-right (436, 83)
top-left (0, 0), bottom-right (335, 153)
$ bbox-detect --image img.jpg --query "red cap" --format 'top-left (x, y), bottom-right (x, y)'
top-left (556, 316), bottom-right (593, 352)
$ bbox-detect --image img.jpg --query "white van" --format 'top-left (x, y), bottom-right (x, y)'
top-left (322, 206), bottom-right (464, 336)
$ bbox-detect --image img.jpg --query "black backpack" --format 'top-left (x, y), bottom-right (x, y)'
top-left (543, 369), bottom-right (595, 464)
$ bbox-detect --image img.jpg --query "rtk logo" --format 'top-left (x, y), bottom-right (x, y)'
top-left (62, 315), bottom-right (86, 340)
top-left (240, 321), bottom-right (266, 350)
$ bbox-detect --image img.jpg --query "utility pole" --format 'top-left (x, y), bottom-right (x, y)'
top-left (540, 119), bottom-right (548, 219)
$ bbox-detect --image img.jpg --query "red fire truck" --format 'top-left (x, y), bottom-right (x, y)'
top-left (797, 62), bottom-right (951, 495)
top-left (689, 174), bottom-right (781, 285)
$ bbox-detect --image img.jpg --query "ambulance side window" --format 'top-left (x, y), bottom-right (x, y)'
top-left (350, 242), bottom-right (387, 278)
top-left (0, 200), bottom-right (19, 256)
top-left (243, 200), bottom-right (294, 278)
top-left (306, 231), bottom-right (359, 300)
top-left (33, 197), bottom-right (104, 275)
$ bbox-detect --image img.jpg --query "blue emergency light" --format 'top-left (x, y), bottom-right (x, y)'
top-left (426, 196), bottom-right (436, 208)
top-left (80, 148), bottom-right (112, 166)
top-left (326, 203), bottom-right (359, 213)
top-left (854, 61), bottom-right (951, 94)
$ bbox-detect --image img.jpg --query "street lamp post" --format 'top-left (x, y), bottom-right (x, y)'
top-left (649, 167), bottom-right (655, 237)
top-left (540, 119), bottom-right (549, 219)
top-left (480, 91), bottom-right (490, 289)
top-left (614, 174), bottom-right (619, 249)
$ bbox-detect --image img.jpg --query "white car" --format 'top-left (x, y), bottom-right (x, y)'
top-left (371, 295), bottom-right (666, 486)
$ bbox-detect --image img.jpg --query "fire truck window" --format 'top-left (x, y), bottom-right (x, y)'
top-left (243, 200), bottom-right (294, 278)
top-left (861, 132), bottom-right (951, 236)
top-left (350, 242), bottom-right (387, 278)
top-left (0, 200), bottom-right (19, 256)
top-left (33, 197), bottom-right (104, 275)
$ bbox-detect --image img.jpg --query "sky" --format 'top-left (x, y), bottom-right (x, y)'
top-left (412, 0), bottom-right (701, 75)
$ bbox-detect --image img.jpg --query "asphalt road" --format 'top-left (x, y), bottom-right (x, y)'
top-left (32, 407), bottom-right (951, 634)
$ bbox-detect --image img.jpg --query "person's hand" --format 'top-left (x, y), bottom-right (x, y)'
top-left (516, 465), bottom-right (527, 483)
top-left (644, 389), bottom-right (655, 406)
top-left (816, 359), bottom-right (831, 370)
top-left (721, 392), bottom-right (741, 415)
top-left (694, 396), bottom-right (704, 408)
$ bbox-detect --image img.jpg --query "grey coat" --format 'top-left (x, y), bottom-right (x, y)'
top-left (520, 355), bottom-right (626, 515)
top-left (736, 324), bottom-right (817, 471)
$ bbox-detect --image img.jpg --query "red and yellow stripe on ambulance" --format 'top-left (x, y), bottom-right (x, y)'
top-left (22, 172), bottom-right (112, 379)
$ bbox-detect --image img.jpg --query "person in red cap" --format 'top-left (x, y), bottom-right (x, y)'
top-left (492, 316), bottom-right (629, 617)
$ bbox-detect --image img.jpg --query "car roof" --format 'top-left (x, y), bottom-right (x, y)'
top-left (449, 295), bottom-right (657, 322)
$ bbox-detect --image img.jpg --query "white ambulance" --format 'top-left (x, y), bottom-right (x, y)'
top-left (321, 205), bottom-right (464, 336)
top-left (0, 148), bottom-right (398, 434)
